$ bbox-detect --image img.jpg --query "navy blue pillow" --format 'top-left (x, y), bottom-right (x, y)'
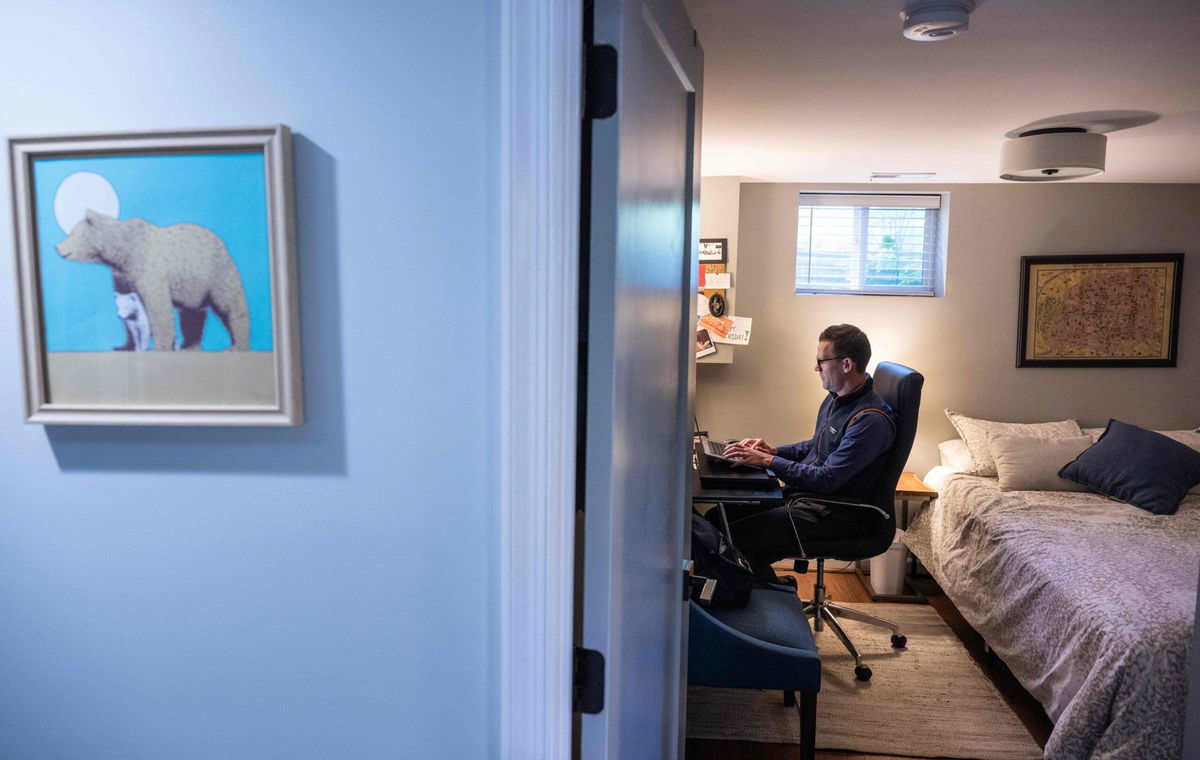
top-left (1059, 420), bottom-right (1200, 516)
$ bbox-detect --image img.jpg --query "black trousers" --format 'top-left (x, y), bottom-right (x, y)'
top-left (717, 498), bottom-right (883, 583)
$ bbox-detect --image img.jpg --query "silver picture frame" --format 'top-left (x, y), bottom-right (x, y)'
top-left (8, 125), bottom-right (303, 425)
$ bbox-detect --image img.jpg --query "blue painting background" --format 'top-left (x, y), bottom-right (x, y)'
top-left (33, 153), bottom-right (274, 351)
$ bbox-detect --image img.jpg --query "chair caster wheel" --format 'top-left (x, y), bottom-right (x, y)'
top-left (891, 634), bottom-right (907, 648)
top-left (854, 665), bottom-right (872, 682)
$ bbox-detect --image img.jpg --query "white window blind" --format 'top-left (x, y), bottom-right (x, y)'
top-left (796, 193), bottom-right (941, 296)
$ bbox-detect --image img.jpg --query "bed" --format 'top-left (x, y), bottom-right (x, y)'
top-left (904, 421), bottom-right (1200, 760)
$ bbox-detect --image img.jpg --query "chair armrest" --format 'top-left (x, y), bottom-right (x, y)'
top-left (788, 493), bottom-right (889, 518)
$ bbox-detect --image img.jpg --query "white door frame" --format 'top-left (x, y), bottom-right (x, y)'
top-left (498, 5), bottom-right (1200, 756)
top-left (497, 1), bottom-right (582, 757)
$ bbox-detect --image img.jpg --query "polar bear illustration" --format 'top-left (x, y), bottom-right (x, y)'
top-left (113, 290), bottom-right (152, 350)
top-left (56, 210), bottom-right (250, 350)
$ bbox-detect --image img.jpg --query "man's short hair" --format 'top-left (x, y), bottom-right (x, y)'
top-left (819, 324), bottom-right (871, 372)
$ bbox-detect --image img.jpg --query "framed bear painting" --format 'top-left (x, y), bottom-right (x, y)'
top-left (8, 126), bottom-right (302, 425)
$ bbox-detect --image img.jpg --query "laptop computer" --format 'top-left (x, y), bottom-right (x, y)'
top-left (698, 433), bottom-right (768, 469)
top-left (694, 438), bottom-right (776, 489)
top-left (698, 434), bottom-right (736, 463)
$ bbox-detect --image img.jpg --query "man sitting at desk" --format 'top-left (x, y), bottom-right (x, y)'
top-left (722, 324), bottom-right (895, 582)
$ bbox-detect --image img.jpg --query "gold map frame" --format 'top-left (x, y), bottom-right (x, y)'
top-left (1017, 253), bottom-right (1183, 368)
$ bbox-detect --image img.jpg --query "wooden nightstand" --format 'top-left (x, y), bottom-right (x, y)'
top-left (895, 471), bottom-right (938, 530)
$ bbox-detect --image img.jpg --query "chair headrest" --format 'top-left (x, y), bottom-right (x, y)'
top-left (870, 361), bottom-right (924, 510)
top-left (873, 362), bottom-right (924, 414)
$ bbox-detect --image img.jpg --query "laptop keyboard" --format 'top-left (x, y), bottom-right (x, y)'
top-left (702, 437), bottom-right (733, 459)
top-left (700, 436), bottom-right (768, 470)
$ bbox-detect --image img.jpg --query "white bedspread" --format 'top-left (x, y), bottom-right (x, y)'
top-left (905, 472), bottom-right (1200, 759)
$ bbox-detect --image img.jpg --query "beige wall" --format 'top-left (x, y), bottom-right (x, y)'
top-left (697, 176), bottom-right (741, 364)
top-left (696, 180), bottom-right (1200, 475)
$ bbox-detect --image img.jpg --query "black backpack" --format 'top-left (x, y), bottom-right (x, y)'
top-left (690, 514), bottom-right (756, 607)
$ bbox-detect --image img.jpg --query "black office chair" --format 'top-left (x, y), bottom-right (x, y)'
top-left (788, 361), bottom-right (924, 682)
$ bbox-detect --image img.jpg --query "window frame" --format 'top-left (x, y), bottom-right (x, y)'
top-left (795, 192), bottom-right (944, 297)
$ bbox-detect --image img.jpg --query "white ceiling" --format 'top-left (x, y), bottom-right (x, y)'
top-left (683, 0), bottom-right (1200, 183)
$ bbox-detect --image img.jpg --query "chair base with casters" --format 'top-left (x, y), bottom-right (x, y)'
top-left (688, 586), bottom-right (821, 760)
top-left (794, 556), bottom-right (906, 682)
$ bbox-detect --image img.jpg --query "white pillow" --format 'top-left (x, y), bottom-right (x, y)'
top-left (990, 434), bottom-right (1094, 492)
top-left (1086, 426), bottom-right (1200, 443)
top-left (937, 439), bottom-right (974, 472)
top-left (944, 410), bottom-right (1082, 477)
top-left (1155, 430), bottom-right (1200, 448)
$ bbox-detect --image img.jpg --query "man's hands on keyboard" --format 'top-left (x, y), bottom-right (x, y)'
top-left (723, 439), bottom-right (775, 469)
top-left (730, 438), bottom-right (776, 456)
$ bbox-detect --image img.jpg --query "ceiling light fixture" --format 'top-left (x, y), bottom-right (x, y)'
top-left (999, 128), bottom-right (1106, 182)
top-left (900, 0), bottom-right (977, 41)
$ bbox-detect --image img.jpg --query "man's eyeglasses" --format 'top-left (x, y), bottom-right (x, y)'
top-left (815, 356), bottom-right (845, 366)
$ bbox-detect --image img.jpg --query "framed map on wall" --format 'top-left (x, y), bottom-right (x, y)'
top-left (1017, 253), bottom-right (1183, 368)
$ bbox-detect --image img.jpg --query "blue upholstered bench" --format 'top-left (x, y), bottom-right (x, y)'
top-left (689, 585), bottom-right (820, 760)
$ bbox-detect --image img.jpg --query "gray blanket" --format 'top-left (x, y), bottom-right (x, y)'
top-left (905, 473), bottom-right (1200, 760)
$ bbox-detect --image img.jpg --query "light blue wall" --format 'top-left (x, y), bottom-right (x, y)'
top-left (0, 1), bottom-right (499, 757)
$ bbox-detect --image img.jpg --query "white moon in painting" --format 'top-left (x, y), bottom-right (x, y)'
top-left (54, 172), bottom-right (120, 234)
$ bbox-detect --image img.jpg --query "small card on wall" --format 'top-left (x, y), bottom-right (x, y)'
top-left (699, 263), bottom-right (724, 289)
top-left (696, 293), bottom-right (710, 318)
top-left (699, 313), bottom-right (733, 338)
top-left (711, 315), bottom-right (752, 345)
top-left (696, 328), bottom-right (717, 358)
top-left (704, 272), bottom-right (731, 289)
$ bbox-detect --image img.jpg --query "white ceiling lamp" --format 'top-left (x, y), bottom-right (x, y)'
top-left (900, 0), bottom-right (977, 41)
top-left (1000, 127), bottom-right (1106, 181)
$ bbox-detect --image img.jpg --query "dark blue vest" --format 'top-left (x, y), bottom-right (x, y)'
top-left (802, 376), bottom-right (894, 499)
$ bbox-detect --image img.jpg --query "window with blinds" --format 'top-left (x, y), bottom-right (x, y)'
top-left (795, 193), bottom-right (942, 296)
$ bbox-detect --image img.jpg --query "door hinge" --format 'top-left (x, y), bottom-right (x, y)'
top-left (572, 647), bottom-right (605, 714)
top-left (584, 44), bottom-right (618, 120)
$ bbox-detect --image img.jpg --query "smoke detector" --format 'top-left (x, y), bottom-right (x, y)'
top-left (901, 0), bottom-right (977, 41)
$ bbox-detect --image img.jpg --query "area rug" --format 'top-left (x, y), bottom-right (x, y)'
top-left (686, 602), bottom-right (1043, 759)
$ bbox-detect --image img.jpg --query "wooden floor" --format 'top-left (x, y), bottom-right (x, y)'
top-left (684, 566), bottom-right (1052, 760)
